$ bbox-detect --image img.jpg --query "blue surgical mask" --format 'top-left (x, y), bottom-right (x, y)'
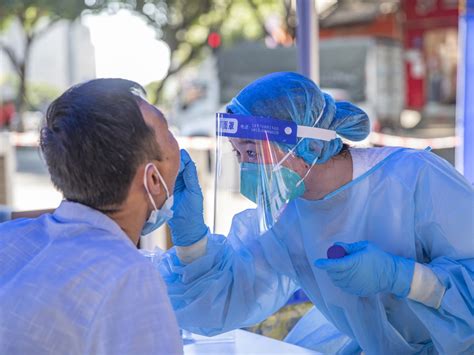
top-left (141, 163), bottom-right (174, 236)
top-left (240, 162), bottom-right (306, 204)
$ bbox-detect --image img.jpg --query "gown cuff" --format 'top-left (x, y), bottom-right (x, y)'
top-left (176, 232), bottom-right (209, 264)
top-left (408, 262), bottom-right (446, 309)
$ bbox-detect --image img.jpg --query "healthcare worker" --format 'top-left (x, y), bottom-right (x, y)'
top-left (160, 72), bottom-right (474, 354)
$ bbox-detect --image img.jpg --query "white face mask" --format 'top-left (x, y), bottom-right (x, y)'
top-left (141, 163), bottom-right (174, 236)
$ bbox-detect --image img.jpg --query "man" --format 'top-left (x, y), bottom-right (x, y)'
top-left (0, 79), bottom-right (183, 354)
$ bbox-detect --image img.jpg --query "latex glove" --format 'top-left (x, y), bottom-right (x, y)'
top-left (168, 150), bottom-right (208, 247)
top-left (314, 241), bottom-right (415, 297)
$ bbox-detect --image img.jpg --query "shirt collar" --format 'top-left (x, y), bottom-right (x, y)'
top-left (53, 200), bottom-right (136, 247)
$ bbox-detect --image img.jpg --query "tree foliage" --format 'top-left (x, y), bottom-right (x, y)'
top-left (109, 0), bottom-right (290, 104)
top-left (0, 0), bottom-right (296, 120)
top-left (0, 0), bottom-right (98, 130)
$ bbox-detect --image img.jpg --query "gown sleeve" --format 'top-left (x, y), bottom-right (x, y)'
top-left (408, 151), bottom-right (474, 354)
top-left (159, 209), bottom-right (300, 336)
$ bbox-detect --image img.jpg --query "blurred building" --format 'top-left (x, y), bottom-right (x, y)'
top-left (0, 19), bottom-right (95, 97)
top-left (319, 0), bottom-right (459, 128)
top-left (167, 0), bottom-right (460, 137)
top-left (215, 39), bottom-right (404, 132)
top-left (169, 56), bottom-right (220, 137)
top-left (402, 0), bottom-right (458, 124)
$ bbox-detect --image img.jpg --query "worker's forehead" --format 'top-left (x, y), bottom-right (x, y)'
top-left (229, 138), bottom-right (257, 146)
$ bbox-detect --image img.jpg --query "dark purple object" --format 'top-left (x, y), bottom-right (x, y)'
top-left (327, 245), bottom-right (347, 259)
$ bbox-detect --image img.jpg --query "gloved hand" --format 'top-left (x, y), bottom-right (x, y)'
top-left (168, 149), bottom-right (209, 247)
top-left (314, 241), bottom-right (415, 297)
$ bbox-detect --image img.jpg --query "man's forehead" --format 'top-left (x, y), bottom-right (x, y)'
top-left (139, 100), bottom-right (166, 123)
top-left (150, 104), bottom-right (165, 119)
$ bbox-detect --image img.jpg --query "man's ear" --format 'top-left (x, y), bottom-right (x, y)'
top-left (144, 163), bottom-right (162, 196)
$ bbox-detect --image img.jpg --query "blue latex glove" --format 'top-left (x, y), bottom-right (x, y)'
top-left (168, 149), bottom-right (208, 247)
top-left (314, 241), bottom-right (415, 297)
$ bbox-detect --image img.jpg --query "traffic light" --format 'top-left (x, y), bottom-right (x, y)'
top-left (207, 31), bottom-right (221, 52)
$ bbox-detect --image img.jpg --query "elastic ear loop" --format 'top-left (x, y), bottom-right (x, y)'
top-left (296, 156), bottom-right (319, 187)
top-left (144, 163), bottom-right (170, 210)
top-left (273, 100), bottom-right (327, 172)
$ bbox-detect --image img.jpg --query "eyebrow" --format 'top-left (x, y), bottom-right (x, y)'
top-left (240, 140), bottom-right (256, 145)
top-left (229, 139), bottom-right (257, 151)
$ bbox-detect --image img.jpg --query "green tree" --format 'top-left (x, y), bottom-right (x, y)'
top-left (0, 0), bottom-right (96, 131)
top-left (135, 0), bottom-right (230, 103)
top-left (0, 0), bottom-right (295, 122)
top-left (120, 0), bottom-right (287, 104)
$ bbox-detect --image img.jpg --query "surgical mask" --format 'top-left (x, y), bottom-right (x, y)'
top-left (240, 162), bottom-right (306, 203)
top-left (141, 163), bottom-right (174, 236)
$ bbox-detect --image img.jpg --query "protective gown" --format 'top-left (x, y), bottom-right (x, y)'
top-left (160, 148), bottom-right (474, 354)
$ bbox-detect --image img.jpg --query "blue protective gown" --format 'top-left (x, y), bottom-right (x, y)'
top-left (160, 148), bottom-right (474, 354)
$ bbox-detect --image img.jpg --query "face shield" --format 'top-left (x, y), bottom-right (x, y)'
top-left (213, 112), bottom-right (337, 236)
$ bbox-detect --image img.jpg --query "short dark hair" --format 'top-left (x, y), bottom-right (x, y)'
top-left (40, 78), bottom-right (160, 210)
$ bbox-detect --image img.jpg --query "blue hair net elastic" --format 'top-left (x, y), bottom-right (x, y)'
top-left (226, 72), bottom-right (370, 164)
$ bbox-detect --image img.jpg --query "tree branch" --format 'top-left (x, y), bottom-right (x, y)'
top-left (151, 0), bottom-right (232, 104)
top-left (147, 0), bottom-right (232, 104)
top-left (246, 0), bottom-right (272, 38)
top-left (283, 0), bottom-right (296, 39)
top-left (33, 17), bottom-right (61, 39)
top-left (152, 41), bottom-right (207, 104)
top-left (179, 0), bottom-right (212, 31)
top-left (0, 42), bottom-right (21, 75)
